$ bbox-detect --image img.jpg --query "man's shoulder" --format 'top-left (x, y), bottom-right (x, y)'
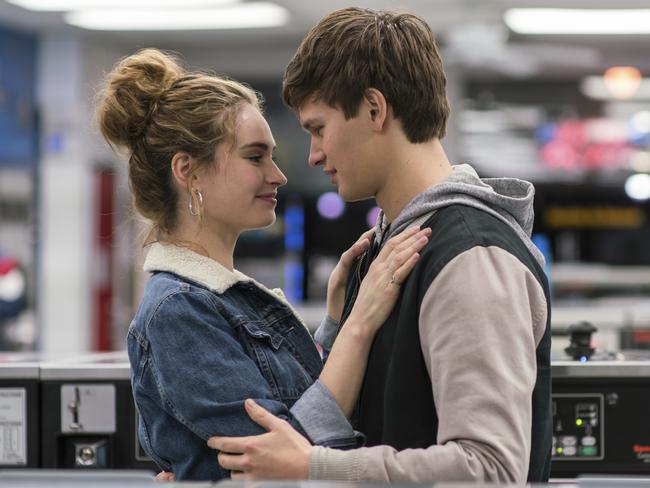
top-left (424, 204), bottom-right (513, 249)
top-left (415, 204), bottom-right (532, 282)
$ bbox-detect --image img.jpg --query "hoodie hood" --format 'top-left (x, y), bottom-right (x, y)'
top-left (375, 164), bottom-right (545, 266)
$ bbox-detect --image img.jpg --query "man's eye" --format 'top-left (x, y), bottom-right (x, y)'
top-left (248, 155), bottom-right (262, 163)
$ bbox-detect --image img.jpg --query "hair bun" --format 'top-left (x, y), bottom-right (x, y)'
top-left (96, 48), bottom-right (184, 149)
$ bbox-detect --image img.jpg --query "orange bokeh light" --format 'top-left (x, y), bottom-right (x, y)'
top-left (603, 66), bottom-right (642, 99)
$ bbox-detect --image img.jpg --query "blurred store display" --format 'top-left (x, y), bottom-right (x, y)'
top-left (0, 26), bottom-right (38, 351)
top-left (0, 169), bottom-right (37, 351)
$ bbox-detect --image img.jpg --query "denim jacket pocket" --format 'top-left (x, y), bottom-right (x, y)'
top-left (236, 318), bottom-right (314, 404)
top-left (239, 319), bottom-right (284, 351)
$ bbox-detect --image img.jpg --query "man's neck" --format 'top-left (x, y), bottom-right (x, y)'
top-left (376, 138), bottom-right (452, 223)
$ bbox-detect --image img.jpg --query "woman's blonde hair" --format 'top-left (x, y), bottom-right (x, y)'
top-left (96, 48), bottom-right (260, 238)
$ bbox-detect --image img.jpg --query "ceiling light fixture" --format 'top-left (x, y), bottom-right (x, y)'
top-left (64, 2), bottom-right (289, 30)
top-left (6, 0), bottom-right (237, 10)
top-left (505, 8), bottom-right (650, 35)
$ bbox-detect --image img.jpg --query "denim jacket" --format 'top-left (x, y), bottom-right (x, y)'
top-left (128, 243), bottom-right (360, 481)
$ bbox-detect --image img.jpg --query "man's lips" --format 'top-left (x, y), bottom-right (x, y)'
top-left (324, 169), bottom-right (337, 183)
top-left (256, 193), bottom-right (278, 204)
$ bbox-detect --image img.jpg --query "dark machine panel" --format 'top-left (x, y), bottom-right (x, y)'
top-left (551, 360), bottom-right (650, 477)
top-left (39, 354), bottom-right (156, 472)
top-left (553, 393), bottom-right (604, 460)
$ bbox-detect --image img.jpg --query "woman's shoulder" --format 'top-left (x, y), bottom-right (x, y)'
top-left (134, 272), bottom-right (225, 327)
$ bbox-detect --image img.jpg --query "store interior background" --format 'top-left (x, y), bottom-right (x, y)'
top-left (1, 0), bottom-right (650, 356)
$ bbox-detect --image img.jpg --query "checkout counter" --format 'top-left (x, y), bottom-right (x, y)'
top-left (0, 352), bottom-right (155, 472)
top-left (1, 344), bottom-right (650, 485)
top-left (38, 352), bottom-right (154, 470)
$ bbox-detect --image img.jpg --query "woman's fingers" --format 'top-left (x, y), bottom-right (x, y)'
top-left (345, 227), bottom-right (429, 335)
top-left (380, 229), bottom-right (431, 275)
top-left (374, 226), bottom-right (430, 265)
top-left (386, 230), bottom-right (430, 276)
top-left (390, 250), bottom-right (422, 286)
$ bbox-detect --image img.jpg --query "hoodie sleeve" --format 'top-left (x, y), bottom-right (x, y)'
top-left (309, 245), bottom-right (547, 483)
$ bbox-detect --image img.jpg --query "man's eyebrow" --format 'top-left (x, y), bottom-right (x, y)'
top-left (301, 119), bottom-right (319, 131)
top-left (238, 142), bottom-right (276, 151)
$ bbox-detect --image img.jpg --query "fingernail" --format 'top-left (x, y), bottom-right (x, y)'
top-left (245, 398), bottom-right (257, 408)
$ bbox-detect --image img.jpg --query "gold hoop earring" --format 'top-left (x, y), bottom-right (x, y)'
top-left (189, 188), bottom-right (204, 218)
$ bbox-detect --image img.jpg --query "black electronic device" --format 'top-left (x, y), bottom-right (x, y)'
top-left (38, 353), bottom-right (156, 472)
top-left (565, 321), bottom-right (598, 361)
top-left (551, 350), bottom-right (650, 477)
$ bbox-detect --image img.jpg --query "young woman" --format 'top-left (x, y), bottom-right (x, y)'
top-left (96, 49), bottom-right (429, 481)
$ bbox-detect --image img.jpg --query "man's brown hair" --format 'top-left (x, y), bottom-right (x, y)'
top-left (282, 7), bottom-right (450, 143)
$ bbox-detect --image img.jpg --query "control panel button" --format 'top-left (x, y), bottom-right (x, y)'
top-left (581, 436), bottom-right (596, 446)
top-left (580, 446), bottom-right (598, 457)
top-left (563, 446), bottom-right (577, 456)
top-left (561, 436), bottom-right (577, 446)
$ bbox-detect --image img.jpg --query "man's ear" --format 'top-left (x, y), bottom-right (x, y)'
top-left (170, 152), bottom-right (196, 189)
top-left (363, 88), bottom-right (389, 131)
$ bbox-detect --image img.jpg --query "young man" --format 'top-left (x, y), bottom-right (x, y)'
top-left (209, 7), bottom-right (552, 483)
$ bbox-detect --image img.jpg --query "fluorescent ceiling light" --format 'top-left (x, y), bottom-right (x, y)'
top-left (65, 3), bottom-right (289, 30)
top-left (7, 0), bottom-right (237, 10)
top-left (505, 8), bottom-right (650, 35)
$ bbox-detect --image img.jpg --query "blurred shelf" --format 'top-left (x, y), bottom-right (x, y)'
top-left (551, 263), bottom-right (650, 290)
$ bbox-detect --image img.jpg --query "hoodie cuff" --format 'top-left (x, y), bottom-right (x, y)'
top-left (309, 445), bottom-right (361, 481)
top-left (290, 380), bottom-right (359, 447)
top-left (313, 315), bottom-right (339, 352)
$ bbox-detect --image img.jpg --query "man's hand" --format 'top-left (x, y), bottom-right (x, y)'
top-left (207, 399), bottom-right (311, 480)
top-left (154, 471), bottom-right (175, 482)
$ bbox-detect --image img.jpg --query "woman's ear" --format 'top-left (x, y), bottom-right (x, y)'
top-left (363, 88), bottom-right (388, 131)
top-left (170, 152), bottom-right (196, 189)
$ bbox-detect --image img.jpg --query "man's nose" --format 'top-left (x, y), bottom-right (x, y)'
top-left (308, 140), bottom-right (325, 167)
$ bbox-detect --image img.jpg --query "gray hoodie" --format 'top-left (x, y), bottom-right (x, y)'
top-left (374, 164), bottom-right (545, 267)
top-left (310, 163), bottom-right (550, 484)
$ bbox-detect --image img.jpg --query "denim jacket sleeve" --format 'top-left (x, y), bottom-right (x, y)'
top-left (144, 289), bottom-right (359, 448)
top-left (294, 316), bottom-right (364, 448)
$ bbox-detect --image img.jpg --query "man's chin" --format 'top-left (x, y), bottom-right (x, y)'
top-left (338, 188), bottom-right (373, 203)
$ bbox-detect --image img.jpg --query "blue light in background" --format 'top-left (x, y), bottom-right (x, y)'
top-left (283, 260), bottom-right (304, 303)
top-left (535, 122), bottom-right (556, 145)
top-left (283, 197), bottom-right (305, 304)
top-left (284, 202), bottom-right (304, 252)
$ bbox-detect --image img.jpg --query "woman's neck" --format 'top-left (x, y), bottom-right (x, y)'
top-left (167, 222), bottom-right (238, 271)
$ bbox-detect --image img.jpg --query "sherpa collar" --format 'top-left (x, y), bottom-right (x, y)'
top-left (143, 242), bottom-right (250, 294)
top-left (142, 243), bottom-right (298, 319)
